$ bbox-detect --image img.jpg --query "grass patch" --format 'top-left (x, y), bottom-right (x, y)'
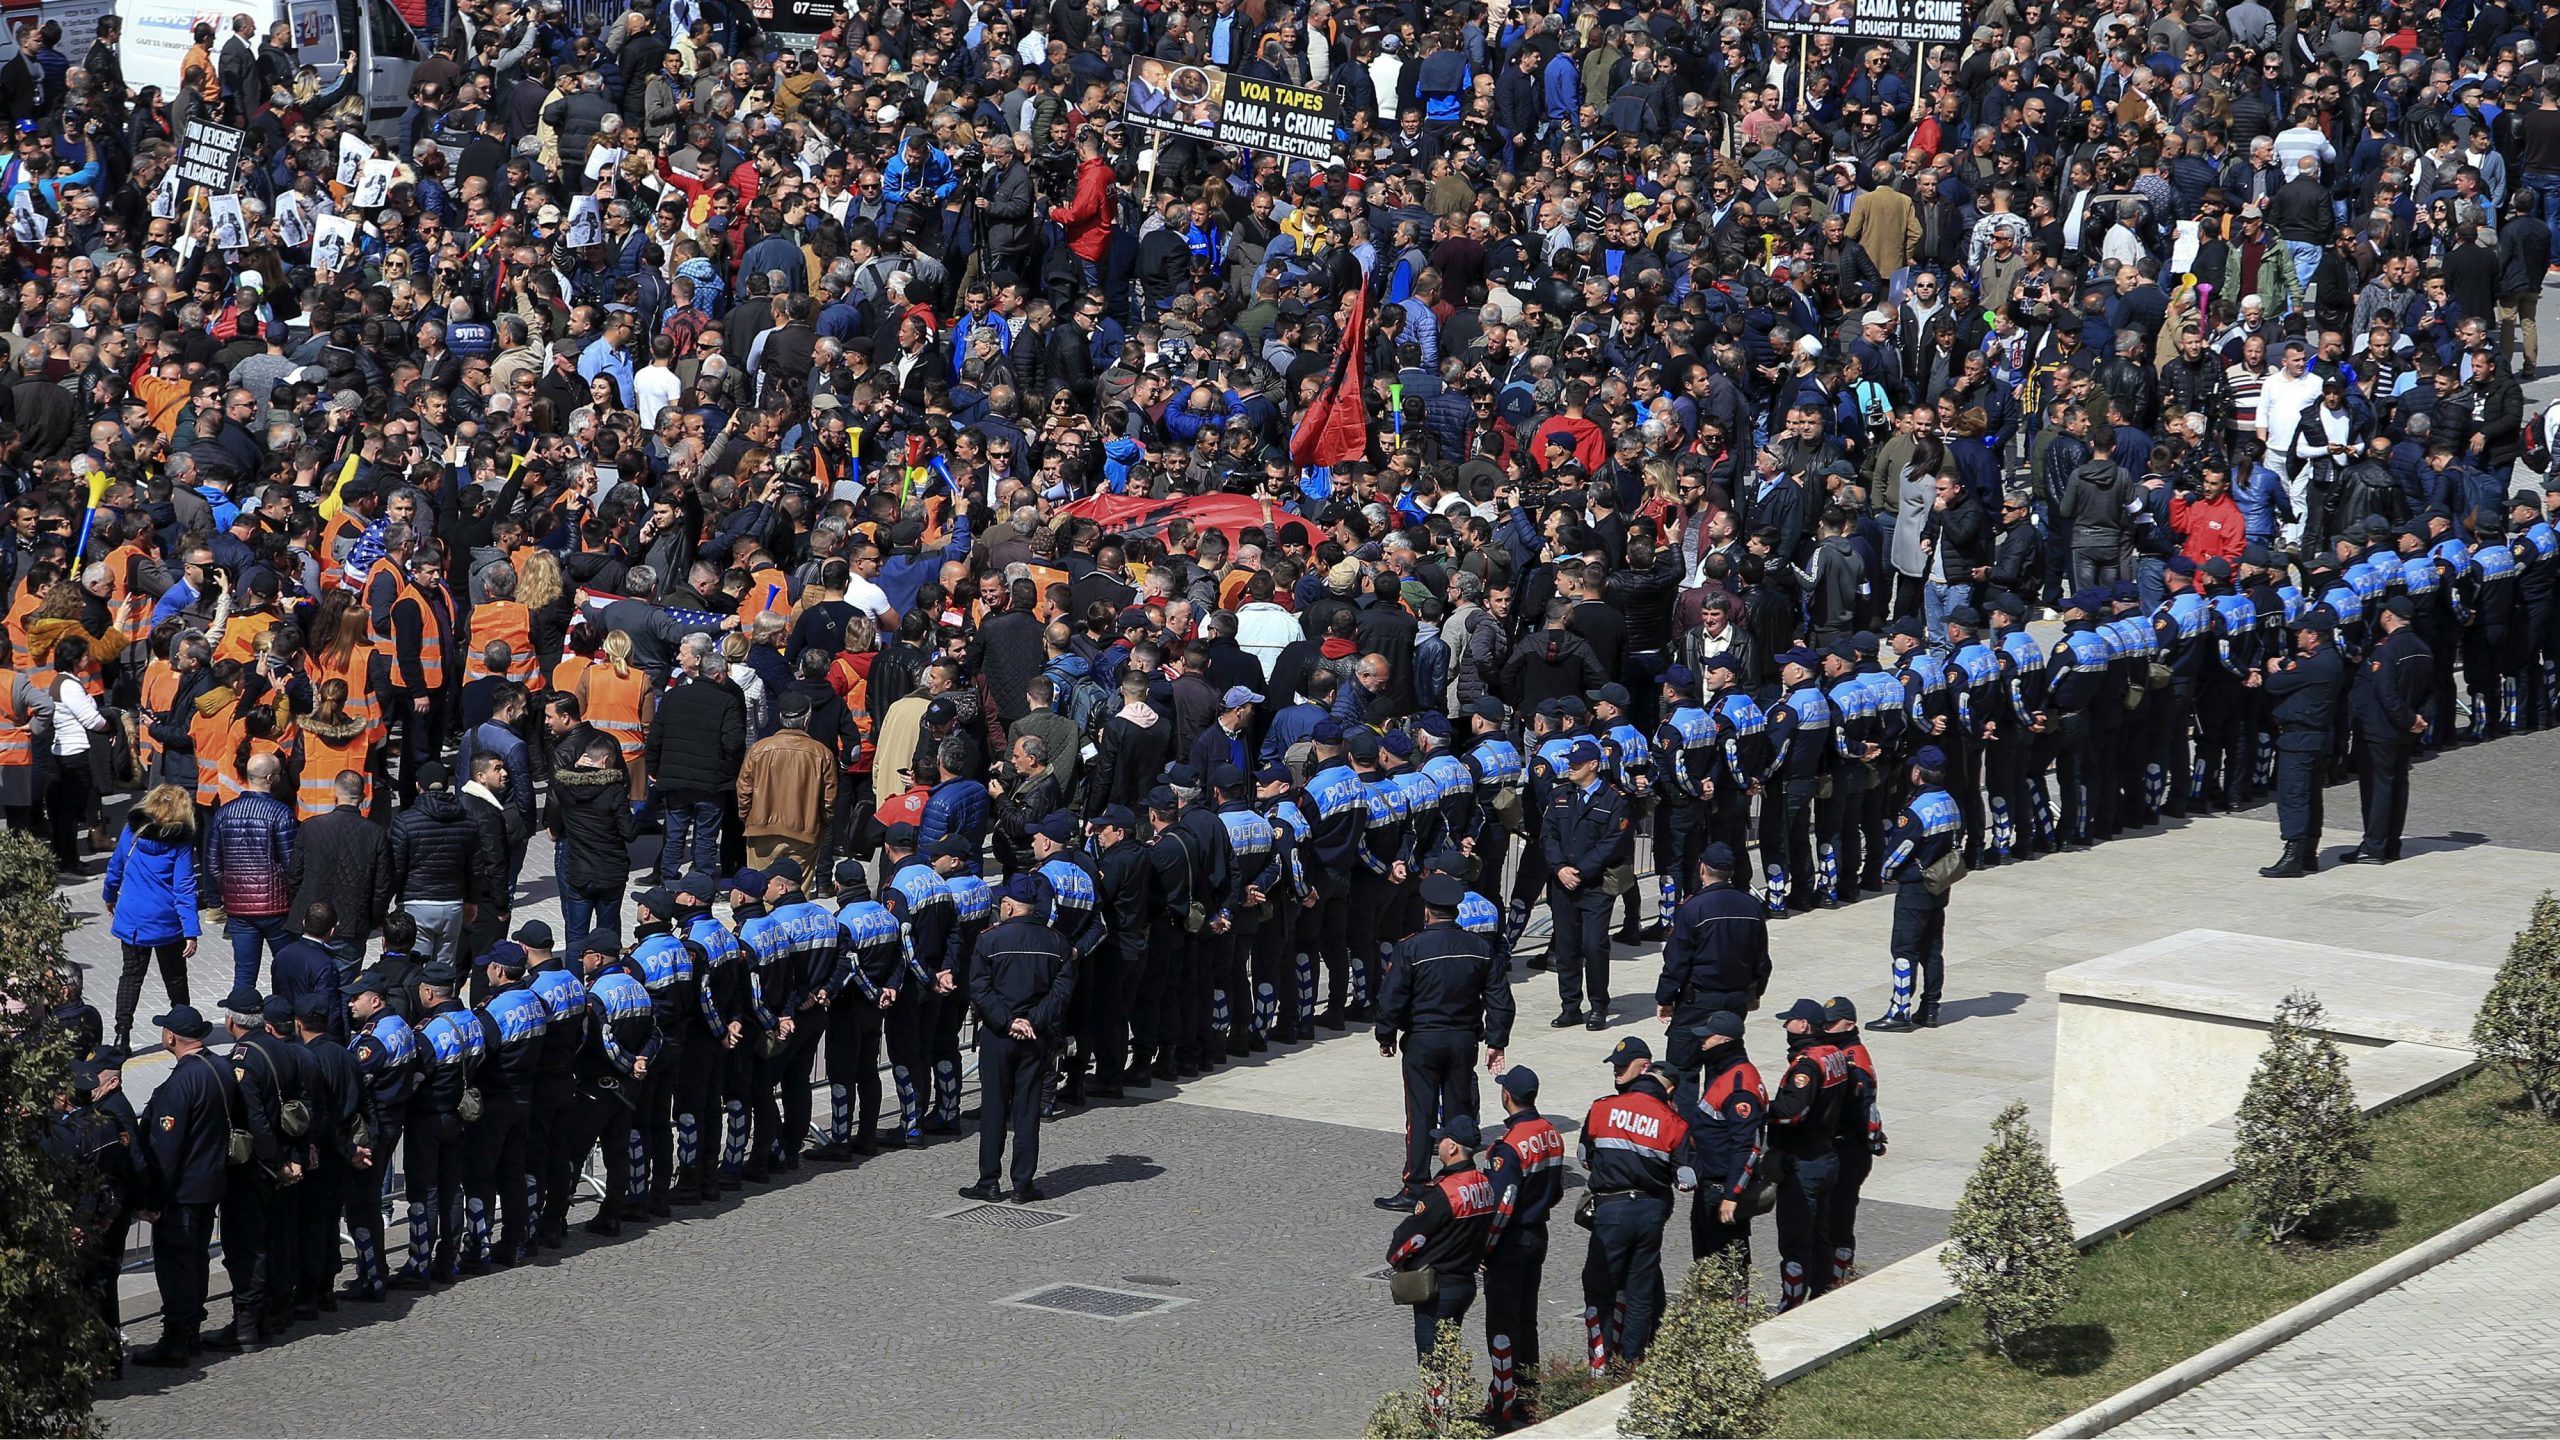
top-left (1768, 1070), bottom-right (2560, 1438)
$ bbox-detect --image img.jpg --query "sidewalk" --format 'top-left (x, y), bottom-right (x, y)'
top-left (2110, 1205), bottom-right (2560, 1437)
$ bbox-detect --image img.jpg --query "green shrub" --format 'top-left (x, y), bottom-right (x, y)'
top-left (1941, 1099), bottom-right (2078, 1355)
top-left (2474, 892), bottom-right (2560, 1118)
top-left (2234, 990), bottom-right (2370, 1244)
top-left (1619, 1251), bottom-right (1771, 1438)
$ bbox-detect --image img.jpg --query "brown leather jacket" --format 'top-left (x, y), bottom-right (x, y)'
top-left (736, 728), bottom-right (840, 845)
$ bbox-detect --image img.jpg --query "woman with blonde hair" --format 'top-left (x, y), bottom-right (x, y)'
top-left (577, 629), bottom-right (655, 800)
top-left (104, 782), bottom-right (200, 1050)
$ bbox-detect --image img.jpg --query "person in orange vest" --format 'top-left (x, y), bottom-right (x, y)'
top-left (7, 559), bottom-right (63, 671)
top-left (388, 544), bottom-right (462, 804)
top-left (361, 519), bottom-right (419, 646)
top-left (463, 564), bottom-right (544, 691)
top-left (213, 571), bottom-right (289, 667)
top-left (574, 629), bottom-right (656, 804)
top-left (0, 664), bottom-right (56, 833)
top-left (296, 679), bottom-right (374, 820)
top-left (318, 479), bottom-right (382, 594)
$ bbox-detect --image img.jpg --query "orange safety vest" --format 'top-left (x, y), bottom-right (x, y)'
top-left (135, 657), bottom-right (180, 777)
top-left (0, 682), bottom-right (30, 775)
top-left (310, 644), bottom-right (384, 746)
top-left (363, 556), bottom-right (405, 646)
top-left (4, 584), bottom-right (39, 669)
top-left (320, 511), bottom-right (368, 592)
top-left (736, 568), bottom-right (791, 633)
top-left (295, 721), bottom-right (372, 819)
top-left (104, 543), bottom-right (156, 643)
top-left (395, 580), bottom-right (450, 691)
top-left (462, 599), bottom-right (544, 689)
top-left (189, 704), bottom-right (245, 806)
top-left (553, 653), bottom-right (592, 700)
top-left (1025, 562), bottom-right (1070, 620)
top-left (579, 663), bottom-right (650, 764)
top-left (213, 610), bottom-right (280, 667)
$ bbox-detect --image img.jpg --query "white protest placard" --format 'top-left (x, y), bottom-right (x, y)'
top-left (584, 145), bottom-right (625, 181)
top-left (352, 158), bottom-right (396, 209)
top-left (275, 190), bottom-right (314, 248)
top-left (208, 194), bottom-right (248, 250)
top-left (312, 213), bottom-right (360, 274)
top-left (336, 132), bottom-right (369, 186)
top-left (149, 166), bottom-right (179, 219)
top-left (10, 191), bottom-right (44, 245)
top-left (563, 195), bottom-right (605, 248)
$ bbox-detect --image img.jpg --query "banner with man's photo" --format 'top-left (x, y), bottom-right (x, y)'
top-left (1122, 58), bottom-right (1342, 165)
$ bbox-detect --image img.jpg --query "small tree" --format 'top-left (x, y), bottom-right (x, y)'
top-left (2474, 892), bottom-right (2560, 1118)
top-left (1619, 1252), bottom-right (1770, 1439)
top-left (1941, 1099), bottom-right (2078, 1356)
top-left (0, 828), bottom-right (113, 1435)
top-left (2234, 990), bottom-right (2370, 1244)
top-left (1366, 1321), bottom-right (1495, 1440)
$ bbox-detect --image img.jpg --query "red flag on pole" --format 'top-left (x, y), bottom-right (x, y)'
top-left (1289, 285), bottom-right (1372, 469)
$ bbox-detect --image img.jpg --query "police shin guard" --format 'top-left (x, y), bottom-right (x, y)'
top-left (1505, 897), bottom-right (1531, 946)
top-left (1255, 981), bottom-right (1277, 1040)
top-left (465, 1196), bottom-right (490, 1264)
top-left (1815, 841), bottom-right (1838, 904)
top-left (677, 1110), bottom-right (699, 1175)
top-left (402, 1199), bottom-right (435, 1280)
top-left (2254, 734), bottom-right (2276, 789)
top-left (1780, 1257), bottom-right (1809, 1311)
top-left (1658, 872), bottom-right (1681, 921)
top-left (2191, 754), bottom-right (2209, 805)
top-left (1295, 951), bottom-right (1316, 1030)
top-left (349, 1221), bottom-right (380, 1293)
top-left (2505, 675), bottom-right (2522, 733)
top-left (829, 1082), bottom-right (852, 1147)
top-left (892, 1062), bottom-right (922, 1139)
top-left (1583, 1306), bottom-right (1609, 1377)
top-left (627, 1131), bottom-right (649, 1210)
top-left (934, 1059), bottom-right (962, 1126)
top-left (2144, 762), bottom-right (2166, 813)
top-left (1988, 795), bottom-right (2013, 859)
top-left (1832, 1244), bottom-right (1857, 1288)
top-left (1763, 860), bottom-right (1788, 915)
top-left (1488, 1333), bottom-right (1517, 1421)
top-left (1887, 957), bottom-right (1915, 1022)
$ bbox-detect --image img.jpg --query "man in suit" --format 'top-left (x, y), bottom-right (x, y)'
top-left (1845, 160), bottom-right (1920, 281)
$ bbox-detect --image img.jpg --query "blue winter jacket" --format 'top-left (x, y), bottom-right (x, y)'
top-left (106, 821), bottom-right (200, 945)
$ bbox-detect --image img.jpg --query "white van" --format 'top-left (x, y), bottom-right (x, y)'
top-left (111, 0), bottom-right (420, 137)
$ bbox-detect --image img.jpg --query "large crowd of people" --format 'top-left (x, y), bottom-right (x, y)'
top-left (10, 0), bottom-right (2558, 1413)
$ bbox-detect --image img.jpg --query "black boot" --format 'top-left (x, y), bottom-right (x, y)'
top-left (2258, 842), bottom-right (2309, 879)
top-left (1917, 1000), bottom-right (1941, 1029)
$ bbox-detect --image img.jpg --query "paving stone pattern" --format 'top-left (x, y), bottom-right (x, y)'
top-left (2114, 1207), bottom-right (2560, 1438)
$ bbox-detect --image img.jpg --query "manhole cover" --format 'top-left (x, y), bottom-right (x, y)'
top-left (999, 1283), bottom-right (1191, 1321)
top-left (939, 1202), bottom-right (1073, 1230)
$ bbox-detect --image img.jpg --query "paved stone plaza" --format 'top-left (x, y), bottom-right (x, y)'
top-left (2114, 1206), bottom-right (2560, 1438)
top-left (83, 729), bottom-right (2560, 1435)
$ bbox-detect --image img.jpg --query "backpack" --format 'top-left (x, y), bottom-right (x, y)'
top-left (1048, 660), bottom-right (1113, 743)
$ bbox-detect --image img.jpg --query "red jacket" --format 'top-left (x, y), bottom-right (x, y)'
top-left (1050, 156), bottom-right (1115, 263)
top-left (2170, 491), bottom-right (2247, 566)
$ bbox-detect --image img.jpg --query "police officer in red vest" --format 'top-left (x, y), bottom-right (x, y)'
top-left (1823, 997), bottom-right (1888, 1289)
top-left (1385, 1114), bottom-right (1499, 1360)
top-left (1686, 1010), bottom-right (1767, 1273)
top-left (1577, 1036), bottom-right (1688, 1376)
top-left (1768, 998), bottom-right (1851, 1311)
top-left (1480, 1066), bottom-right (1565, 1426)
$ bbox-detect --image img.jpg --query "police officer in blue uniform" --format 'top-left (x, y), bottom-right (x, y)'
top-left (1652, 843), bottom-right (1770, 1100)
top-left (934, 839), bottom-right (997, 1125)
top-left (878, 828), bottom-right (952, 1142)
top-left (290, 996), bottom-right (362, 1316)
top-left (672, 871), bottom-right (751, 1188)
top-left (132, 1006), bottom-right (232, 1366)
top-left (2343, 597), bottom-right (2437, 863)
top-left (1588, 683), bottom-right (1657, 943)
top-left (1173, 763), bottom-right (1239, 1063)
top-left (1208, 765), bottom-right (1275, 1058)
top-left (1479, 1067), bottom-right (1563, 1426)
top-left (1767, 998), bottom-right (1850, 1311)
top-left (1299, 720), bottom-right (1368, 1026)
top-left (723, 867), bottom-right (788, 1177)
top-left (1652, 665), bottom-right (1719, 916)
top-left (759, 859), bottom-right (840, 1166)
top-left (2260, 604), bottom-right (2348, 876)
top-left (1822, 998), bottom-right (1887, 1287)
top-left (1759, 649), bottom-right (1832, 915)
top-left (960, 873), bottom-right (1077, 1203)
top-left (1375, 873), bottom-right (1516, 1209)
top-left (466, 942), bottom-right (548, 1268)
top-left (1873, 747), bottom-right (1963, 1030)
top-left (341, 977), bottom-right (415, 1302)
top-left (814, 864), bottom-right (899, 1155)
top-left (522, 923), bottom-right (589, 1243)
top-left (1576, 1037), bottom-right (1687, 1373)
top-left (1684, 1011), bottom-right (1767, 1271)
top-left (1088, 805), bottom-right (1156, 1090)
top-left (1700, 656), bottom-right (1768, 876)
top-left (1142, 786), bottom-right (1200, 1079)
top-left (1247, 765), bottom-right (1305, 1046)
top-left (561, 934), bottom-right (665, 1236)
top-left (1542, 738), bottom-right (1630, 1030)
top-left (204, 987), bottom-right (295, 1351)
top-left (393, 960), bottom-right (480, 1288)
top-left (1385, 1114), bottom-right (1500, 1362)
top-left (1033, 810), bottom-right (1106, 1103)
top-left (1457, 698), bottom-right (1529, 930)
top-left (1344, 730), bottom-right (1408, 1022)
